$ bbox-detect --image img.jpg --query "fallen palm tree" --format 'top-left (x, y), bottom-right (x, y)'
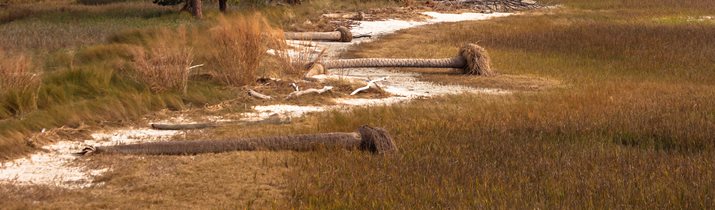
top-left (77, 125), bottom-right (396, 155)
top-left (284, 26), bottom-right (353, 42)
top-left (306, 43), bottom-right (492, 77)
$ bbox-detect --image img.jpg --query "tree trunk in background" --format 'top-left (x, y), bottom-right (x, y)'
top-left (190, 0), bottom-right (203, 19)
top-left (219, 0), bottom-right (227, 12)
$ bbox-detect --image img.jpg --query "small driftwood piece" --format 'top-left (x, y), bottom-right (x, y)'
top-left (352, 33), bottom-right (372, 38)
top-left (286, 86), bottom-right (333, 99)
top-left (248, 89), bottom-right (272, 100)
top-left (77, 125), bottom-right (397, 155)
top-left (290, 83), bottom-right (300, 91)
top-left (187, 64), bottom-right (204, 70)
top-left (284, 26), bottom-right (353, 42)
top-left (351, 77), bottom-right (388, 95)
top-left (151, 123), bottom-right (216, 130)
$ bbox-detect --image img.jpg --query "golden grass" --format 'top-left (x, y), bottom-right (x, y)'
top-left (280, 2), bottom-right (715, 208)
top-left (0, 50), bottom-right (41, 118)
top-left (130, 27), bottom-right (194, 93)
top-left (0, 1), bottom-right (180, 54)
top-left (200, 14), bottom-right (277, 86)
top-left (9, 0), bottom-right (713, 208)
top-left (0, 151), bottom-right (292, 208)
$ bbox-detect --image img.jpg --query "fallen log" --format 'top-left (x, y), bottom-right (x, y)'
top-left (151, 123), bottom-right (216, 130)
top-left (307, 43), bottom-right (493, 76)
top-left (284, 26), bottom-right (353, 42)
top-left (77, 125), bottom-right (397, 155)
top-left (320, 12), bottom-right (365, 20)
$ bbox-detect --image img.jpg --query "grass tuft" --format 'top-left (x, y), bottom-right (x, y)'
top-left (130, 26), bottom-right (194, 94)
top-left (201, 14), bottom-right (277, 86)
top-left (0, 50), bottom-right (41, 118)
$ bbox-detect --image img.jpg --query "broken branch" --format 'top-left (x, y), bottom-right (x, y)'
top-left (351, 77), bottom-right (388, 95)
top-left (248, 89), bottom-right (272, 100)
top-left (286, 86), bottom-right (333, 99)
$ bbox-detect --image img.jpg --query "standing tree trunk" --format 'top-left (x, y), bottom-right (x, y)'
top-left (190, 0), bottom-right (203, 19)
top-left (219, 0), bottom-right (227, 12)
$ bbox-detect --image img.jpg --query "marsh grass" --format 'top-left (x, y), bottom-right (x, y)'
top-left (0, 51), bottom-right (41, 118)
top-left (201, 14), bottom-right (276, 86)
top-left (282, 1), bottom-right (715, 208)
top-left (130, 27), bottom-right (194, 94)
top-left (0, 1), bottom-right (181, 54)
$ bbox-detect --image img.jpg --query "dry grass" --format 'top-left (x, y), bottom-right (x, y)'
top-left (0, 1), bottom-right (180, 54)
top-left (0, 151), bottom-right (292, 209)
top-left (130, 27), bottom-right (194, 94)
top-left (201, 14), bottom-right (279, 86)
top-left (10, 0), bottom-right (713, 209)
top-left (0, 50), bottom-right (41, 118)
top-left (279, 1), bottom-right (715, 209)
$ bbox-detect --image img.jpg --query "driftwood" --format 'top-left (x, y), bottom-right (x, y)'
top-left (286, 86), bottom-right (333, 99)
top-left (151, 123), bottom-right (216, 130)
top-left (187, 64), bottom-right (204, 70)
top-left (77, 125), bottom-right (397, 155)
top-left (308, 43), bottom-right (493, 76)
top-left (350, 77), bottom-right (388, 95)
top-left (248, 89), bottom-right (272, 100)
top-left (290, 83), bottom-right (300, 91)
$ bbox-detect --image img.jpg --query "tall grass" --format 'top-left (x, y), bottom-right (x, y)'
top-left (0, 1), bottom-right (180, 54)
top-left (282, 1), bottom-right (715, 208)
top-left (201, 14), bottom-right (278, 86)
top-left (130, 27), bottom-right (194, 94)
top-left (0, 51), bottom-right (41, 118)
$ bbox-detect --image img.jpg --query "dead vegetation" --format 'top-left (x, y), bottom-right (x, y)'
top-left (202, 14), bottom-right (279, 87)
top-left (0, 50), bottom-right (41, 118)
top-left (130, 27), bottom-right (194, 94)
top-left (2, 0), bottom-right (715, 209)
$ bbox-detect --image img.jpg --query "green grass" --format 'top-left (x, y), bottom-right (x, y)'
top-left (0, 0), bottom-right (406, 160)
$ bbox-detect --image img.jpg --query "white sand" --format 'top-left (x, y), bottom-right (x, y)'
top-left (351, 12), bottom-right (510, 37)
top-left (0, 129), bottom-right (180, 189)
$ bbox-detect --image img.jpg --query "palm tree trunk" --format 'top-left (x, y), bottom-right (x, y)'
top-left (321, 57), bottom-right (466, 69)
top-left (310, 43), bottom-right (493, 76)
top-left (284, 27), bottom-right (352, 42)
top-left (219, 0), bottom-right (227, 12)
top-left (285, 32), bottom-right (341, 41)
top-left (78, 125), bottom-right (396, 155)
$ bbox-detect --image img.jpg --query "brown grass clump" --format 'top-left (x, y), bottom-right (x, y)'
top-left (130, 27), bottom-right (194, 94)
top-left (202, 14), bottom-right (280, 87)
top-left (0, 50), bottom-right (40, 118)
top-left (460, 43), bottom-right (492, 76)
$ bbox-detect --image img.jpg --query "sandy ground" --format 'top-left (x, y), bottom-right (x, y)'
top-left (0, 11), bottom-right (512, 190)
